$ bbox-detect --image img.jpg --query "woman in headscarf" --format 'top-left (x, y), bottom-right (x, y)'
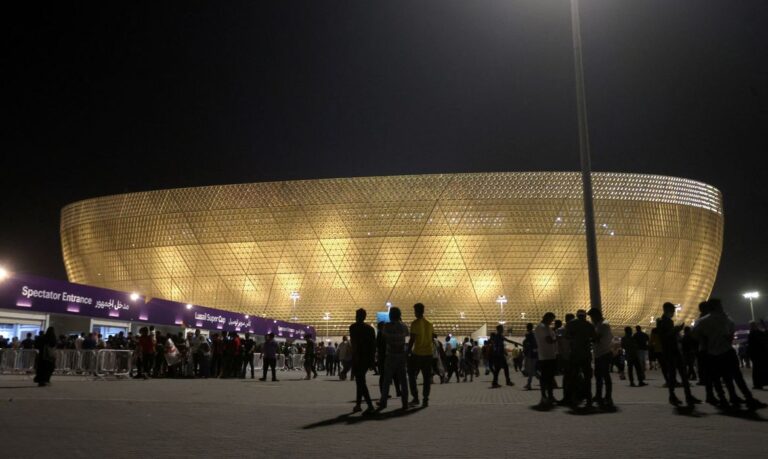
top-left (34, 326), bottom-right (57, 386)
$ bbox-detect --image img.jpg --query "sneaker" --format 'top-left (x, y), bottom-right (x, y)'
top-left (409, 398), bottom-right (420, 407)
top-left (686, 395), bottom-right (702, 405)
top-left (272, 379), bottom-right (279, 382)
top-left (352, 404), bottom-right (362, 413)
top-left (422, 399), bottom-right (429, 408)
top-left (491, 383), bottom-right (501, 388)
top-left (506, 381), bottom-right (515, 387)
top-left (669, 395), bottom-right (682, 406)
top-left (638, 382), bottom-right (648, 387)
top-left (362, 406), bottom-right (376, 416)
top-left (629, 382), bottom-right (637, 387)
top-left (258, 377), bottom-right (266, 381)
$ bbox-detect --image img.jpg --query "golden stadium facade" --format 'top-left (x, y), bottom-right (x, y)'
top-left (60, 172), bottom-right (723, 336)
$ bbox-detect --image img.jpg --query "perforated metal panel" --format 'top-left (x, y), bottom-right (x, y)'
top-left (60, 172), bottom-right (723, 335)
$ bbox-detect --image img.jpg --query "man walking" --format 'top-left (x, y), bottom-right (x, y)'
top-left (349, 308), bottom-right (376, 414)
top-left (489, 324), bottom-right (520, 388)
top-left (408, 303), bottom-right (434, 408)
top-left (693, 299), bottom-right (765, 410)
top-left (379, 307), bottom-right (409, 411)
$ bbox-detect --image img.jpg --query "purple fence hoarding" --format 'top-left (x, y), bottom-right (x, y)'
top-left (0, 274), bottom-right (314, 339)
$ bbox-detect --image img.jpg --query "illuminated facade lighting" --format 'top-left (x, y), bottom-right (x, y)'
top-left (60, 172), bottom-right (723, 334)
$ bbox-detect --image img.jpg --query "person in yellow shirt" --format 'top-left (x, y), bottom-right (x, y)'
top-left (408, 303), bottom-right (434, 407)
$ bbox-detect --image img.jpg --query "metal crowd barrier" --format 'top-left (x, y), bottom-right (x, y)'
top-left (252, 354), bottom-right (264, 370)
top-left (95, 350), bottom-right (133, 378)
top-left (0, 349), bottom-right (39, 374)
top-left (53, 350), bottom-right (99, 375)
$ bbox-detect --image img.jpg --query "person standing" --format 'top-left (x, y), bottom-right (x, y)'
top-left (325, 340), bottom-right (336, 376)
top-left (337, 336), bottom-right (351, 380)
top-left (534, 312), bottom-right (558, 406)
top-left (34, 327), bottom-right (57, 386)
top-left (444, 336), bottom-right (459, 383)
top-left (588, 308), bottom-right (614, 408)
top-left (349, 308), bottom-right (376, 414)
top-left (522, 323), bottom-right (539, 390)
top-left (136, 327), bottom-right (155, 379)
top-left (747, 320), bottom-right (767, 390)
top-left (303, 334), bottom-right (318, 380)
top-left (565, 309), bottom-right (597, 407)
top-left (408, 303), bottom-right (434, 407)
top-left (555, 315), bottom-right (573, 404)
top-left (242, 333), bottom-right (256, 379)
top-left (657, 302), bottom-right (700, 406)
top-left (621, 326), bottom-right (646, 387)
top-left (259, 333), bottom-right (279, 382)
top-left (379, 307), bottom-right (409, 411)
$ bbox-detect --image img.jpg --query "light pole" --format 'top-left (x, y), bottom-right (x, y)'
top-left (496, 295), bottom-right (507, 324)
top-left (290, 291), bottom-right (300, 321)
top-left (571, 0), bottom-right (602, 311)
top-left (743, 291), bottom-right (759, 322)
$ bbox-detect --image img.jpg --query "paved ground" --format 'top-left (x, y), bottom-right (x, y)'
top-left (1, 368), bottom-right (765, 458)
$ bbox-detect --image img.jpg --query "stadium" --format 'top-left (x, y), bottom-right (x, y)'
top-left (60, 172), bottom-right (723, 336)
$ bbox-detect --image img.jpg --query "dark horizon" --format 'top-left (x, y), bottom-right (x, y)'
top-left (3, 0), bottom-right (767, 322)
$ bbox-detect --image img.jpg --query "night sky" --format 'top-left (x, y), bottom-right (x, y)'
top-left (3, 1), bottom-right (767, 322)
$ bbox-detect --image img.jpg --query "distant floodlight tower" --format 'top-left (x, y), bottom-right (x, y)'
top-left (290, 291), bottom-right (300, 321)
top-left (322, 312), bottom-right (331, 341)
top-left (743, 291), bottom-right (759, 322)
top-left (0, 265), bottom-right (9, 281)
top-left (496, 295), bottom-right (507, 325)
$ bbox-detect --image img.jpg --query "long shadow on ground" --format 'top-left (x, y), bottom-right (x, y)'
top-left (715, 408), bottom-right (767, 422)
top-left (564, 405), bottom-right (620, 416)
top-left (302, 407), bottom-right (425, 429)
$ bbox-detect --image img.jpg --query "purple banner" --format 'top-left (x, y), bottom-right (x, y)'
top-left (0, 274), bottom-right (314, 339)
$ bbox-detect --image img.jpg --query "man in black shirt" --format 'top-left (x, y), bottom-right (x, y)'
top-left (349, 308), bottom-right (376, 414)
top-left (657, 302), bottom-right (700, 406)
top-left (565, 309), bottom-right (597, 408)
top-left (633, 326), bottom-right (649, 371)
top-left (241, 333), bottom-right (256, 379)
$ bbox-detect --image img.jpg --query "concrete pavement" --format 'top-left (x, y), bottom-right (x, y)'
top-left (1, 368), bottom-right (765, 458)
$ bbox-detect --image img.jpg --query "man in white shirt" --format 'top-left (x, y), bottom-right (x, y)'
top-left (693, 299), bottom-right (766, 410)
top-left (588, 308), bottom-right (614, 408)
top-left (534, 312), bottom-right (558, 406)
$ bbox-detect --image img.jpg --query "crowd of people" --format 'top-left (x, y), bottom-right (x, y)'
top-left (322, 299), bottom-right (768, 414)
top-left (3, 298), bottom-right (767, 413)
